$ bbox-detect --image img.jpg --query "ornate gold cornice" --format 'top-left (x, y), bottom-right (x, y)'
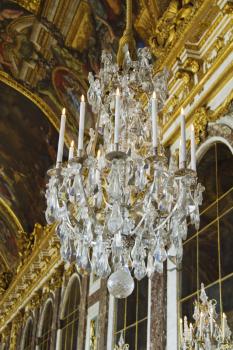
top-left (0, 224), bottom-right (61, 331)
top-left (0, 71), bottom-right (69, 146)
top-left (149, 0), bottom-right (209, 69)
top-left (162, 39), bottom-right (233, 144)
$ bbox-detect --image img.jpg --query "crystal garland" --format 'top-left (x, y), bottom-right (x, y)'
top-left (45, 46), bottom-right (204, 298)
top-left (180, 283), bottom-right (233, 350)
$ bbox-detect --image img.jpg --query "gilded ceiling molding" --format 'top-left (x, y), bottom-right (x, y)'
top-left (10, 0), bottom-right (41, 15)
top-left (0, 71), bottom-right (70, 145)
top-left (149, 0), bottom-right (213, 70)
top-left (65, 1), bottom-right (94, 52)
top-left (0, 198), bottom-right (23, 233)
top-left (162, 40), bottom-right (233, 141)
top-left (0, 224), bottom-right (60, 332)
top-left (0, 198), bottom-right (24, 271)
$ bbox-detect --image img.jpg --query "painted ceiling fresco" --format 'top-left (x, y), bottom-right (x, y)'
top-left (0, 0), bottom-right (173, 272)
top-left (0, 81), bottom-right (58, 270)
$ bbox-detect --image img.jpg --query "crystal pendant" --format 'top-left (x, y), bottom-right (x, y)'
top-left (107, 202), bottom-right (123, 234)
top-left (107, 268), bottom-right (134, 298)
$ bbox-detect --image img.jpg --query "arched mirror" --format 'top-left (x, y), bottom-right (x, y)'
top-left (60, 276), bottom-right (81, 349)
top-left (180, 142), bottom-right (233, 328)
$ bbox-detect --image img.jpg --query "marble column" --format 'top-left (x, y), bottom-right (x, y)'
top-left (77, 275), bottom-right (88, 350)
top-left (49, 287), bottom-right (61, 350)
top-left (97, 279), bottom-right (109, 350)
top-left (150, 270), bottom-right (166, 350)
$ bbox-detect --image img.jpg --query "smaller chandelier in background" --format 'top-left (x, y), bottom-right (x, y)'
top-left (114, 331), bottom-right (129, 350)
top-left (180, 283), bottom-right (233, 350)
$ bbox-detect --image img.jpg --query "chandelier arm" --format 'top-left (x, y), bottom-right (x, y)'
top-left (117, 0), bottom-right (136, 66)
top-left (126, 0), bottom-right (133, 33)
top-left (78, 169), bottom-right (98, 224)
top-left (153, 181), bottom-right (185, 233)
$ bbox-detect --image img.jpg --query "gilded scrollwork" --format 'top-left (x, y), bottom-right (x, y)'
top-left (148, 0), bottom-right (198, 59)
top-left (193, 106), bottom-right (213, 144)
top-left (17, 223), bottom-right (43, 273)
top-left (90, 319), bottom-right (97, 350)
top-left (0, 272), bottom-right (13, 295)
top-left (10, 0), bottom-right (41, 14)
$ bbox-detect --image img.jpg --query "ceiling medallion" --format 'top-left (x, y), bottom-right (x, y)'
top-left (45, 1), bottom-right (204, 298)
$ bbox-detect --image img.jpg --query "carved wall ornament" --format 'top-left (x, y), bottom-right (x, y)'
top-left (149, 0), bottom-right (199, 60)
top-left (11, 0), bottom-right (41, 14)
top-left (222, 0), bottom-right (233, 14)
top-left (50, 264), bottom-right (65, 290)
top-left (0, 272), bottom-right (13, 295)
top-left (193, 106), bottom-right (214, 144)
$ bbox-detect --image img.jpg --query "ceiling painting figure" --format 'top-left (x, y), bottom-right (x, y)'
top-left (0, 82), bottom-right (58, 234)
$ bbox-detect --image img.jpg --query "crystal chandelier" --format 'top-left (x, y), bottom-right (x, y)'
top-left (180, 283), bottom-right (233, 350)
top-left (114, 331), bottom-right (129, 350)
top-left (45, 0), bottom-right (204, 298)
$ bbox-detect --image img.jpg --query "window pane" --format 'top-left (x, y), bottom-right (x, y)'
top-left (181, 294), bottom-right (197, 323)
top-left (116, 299), bottom-right (125, 331)
top-left (218, 188), bottom-right (233, 216)
top-left (138, 278), bottom-right (148, 320)
top-left (126, 283), bottom-right (137, 327)
top-left (197, 145), bottom-right (217, 209)
top-left (220, 208), bottom-right (233, 278)
top-left (61, 277), bottom-right (80, 350)
top-left (198, 222), bottom-right (219, 286)
top-left (182, 238), bottom-right (197, 298)
top-left (137, 320), bottom-right (147, 350)
top-left (205, 283), bottom-right (220, 314)
top-left (217, 143), bottom-right (233, 196)
top-left (199, 203), bottom-right (217, 231)
top-left (125, 326), bottom-right (136, 349)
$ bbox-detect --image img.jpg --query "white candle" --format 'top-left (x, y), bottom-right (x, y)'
top-left (210, 305), bottom-right (213, 337)
top-left (180, 107), bottom-right (186, 165)
top-left (151, 91), bottom-right (158, 148)
top-left (222, 313), bottom-right (226, 340)
top-left (180, 318), bottom-right (183, 344)
top-left (191, 124), bottom-right (196, 171)
top-left (56, 108), bottom-right (66, 165)
top-left (114, 88), bottom-right (120, 144)
top-left (200, 312), bottom-right (203, 338)
top-left (78, 95), bottom-right (86, 152)
top-left (179, 139), bottom-right (182, 169)
top-left (190, 323), bottom-right (193, 342)
top-left (96, 149), bottom-right (101, 183)
top-left (68, 140), bottom-right (74, 161)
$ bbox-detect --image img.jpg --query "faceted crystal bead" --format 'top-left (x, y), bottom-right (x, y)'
top-left (107, 202), bottom-right (123, 234)
top-left (107, 268), bottom-right (134, 298)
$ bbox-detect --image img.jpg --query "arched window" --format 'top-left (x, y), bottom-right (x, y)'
top-left (114, 278), bottom-right (148, 350)
top-left (60, 275), bottom-right (81, 350)
top-left (22, 318), bottom-right (33, 350)
top-left (38, 300), bottom-right (53, 350)
top-left (180, 142), bottom-right (233, 328)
